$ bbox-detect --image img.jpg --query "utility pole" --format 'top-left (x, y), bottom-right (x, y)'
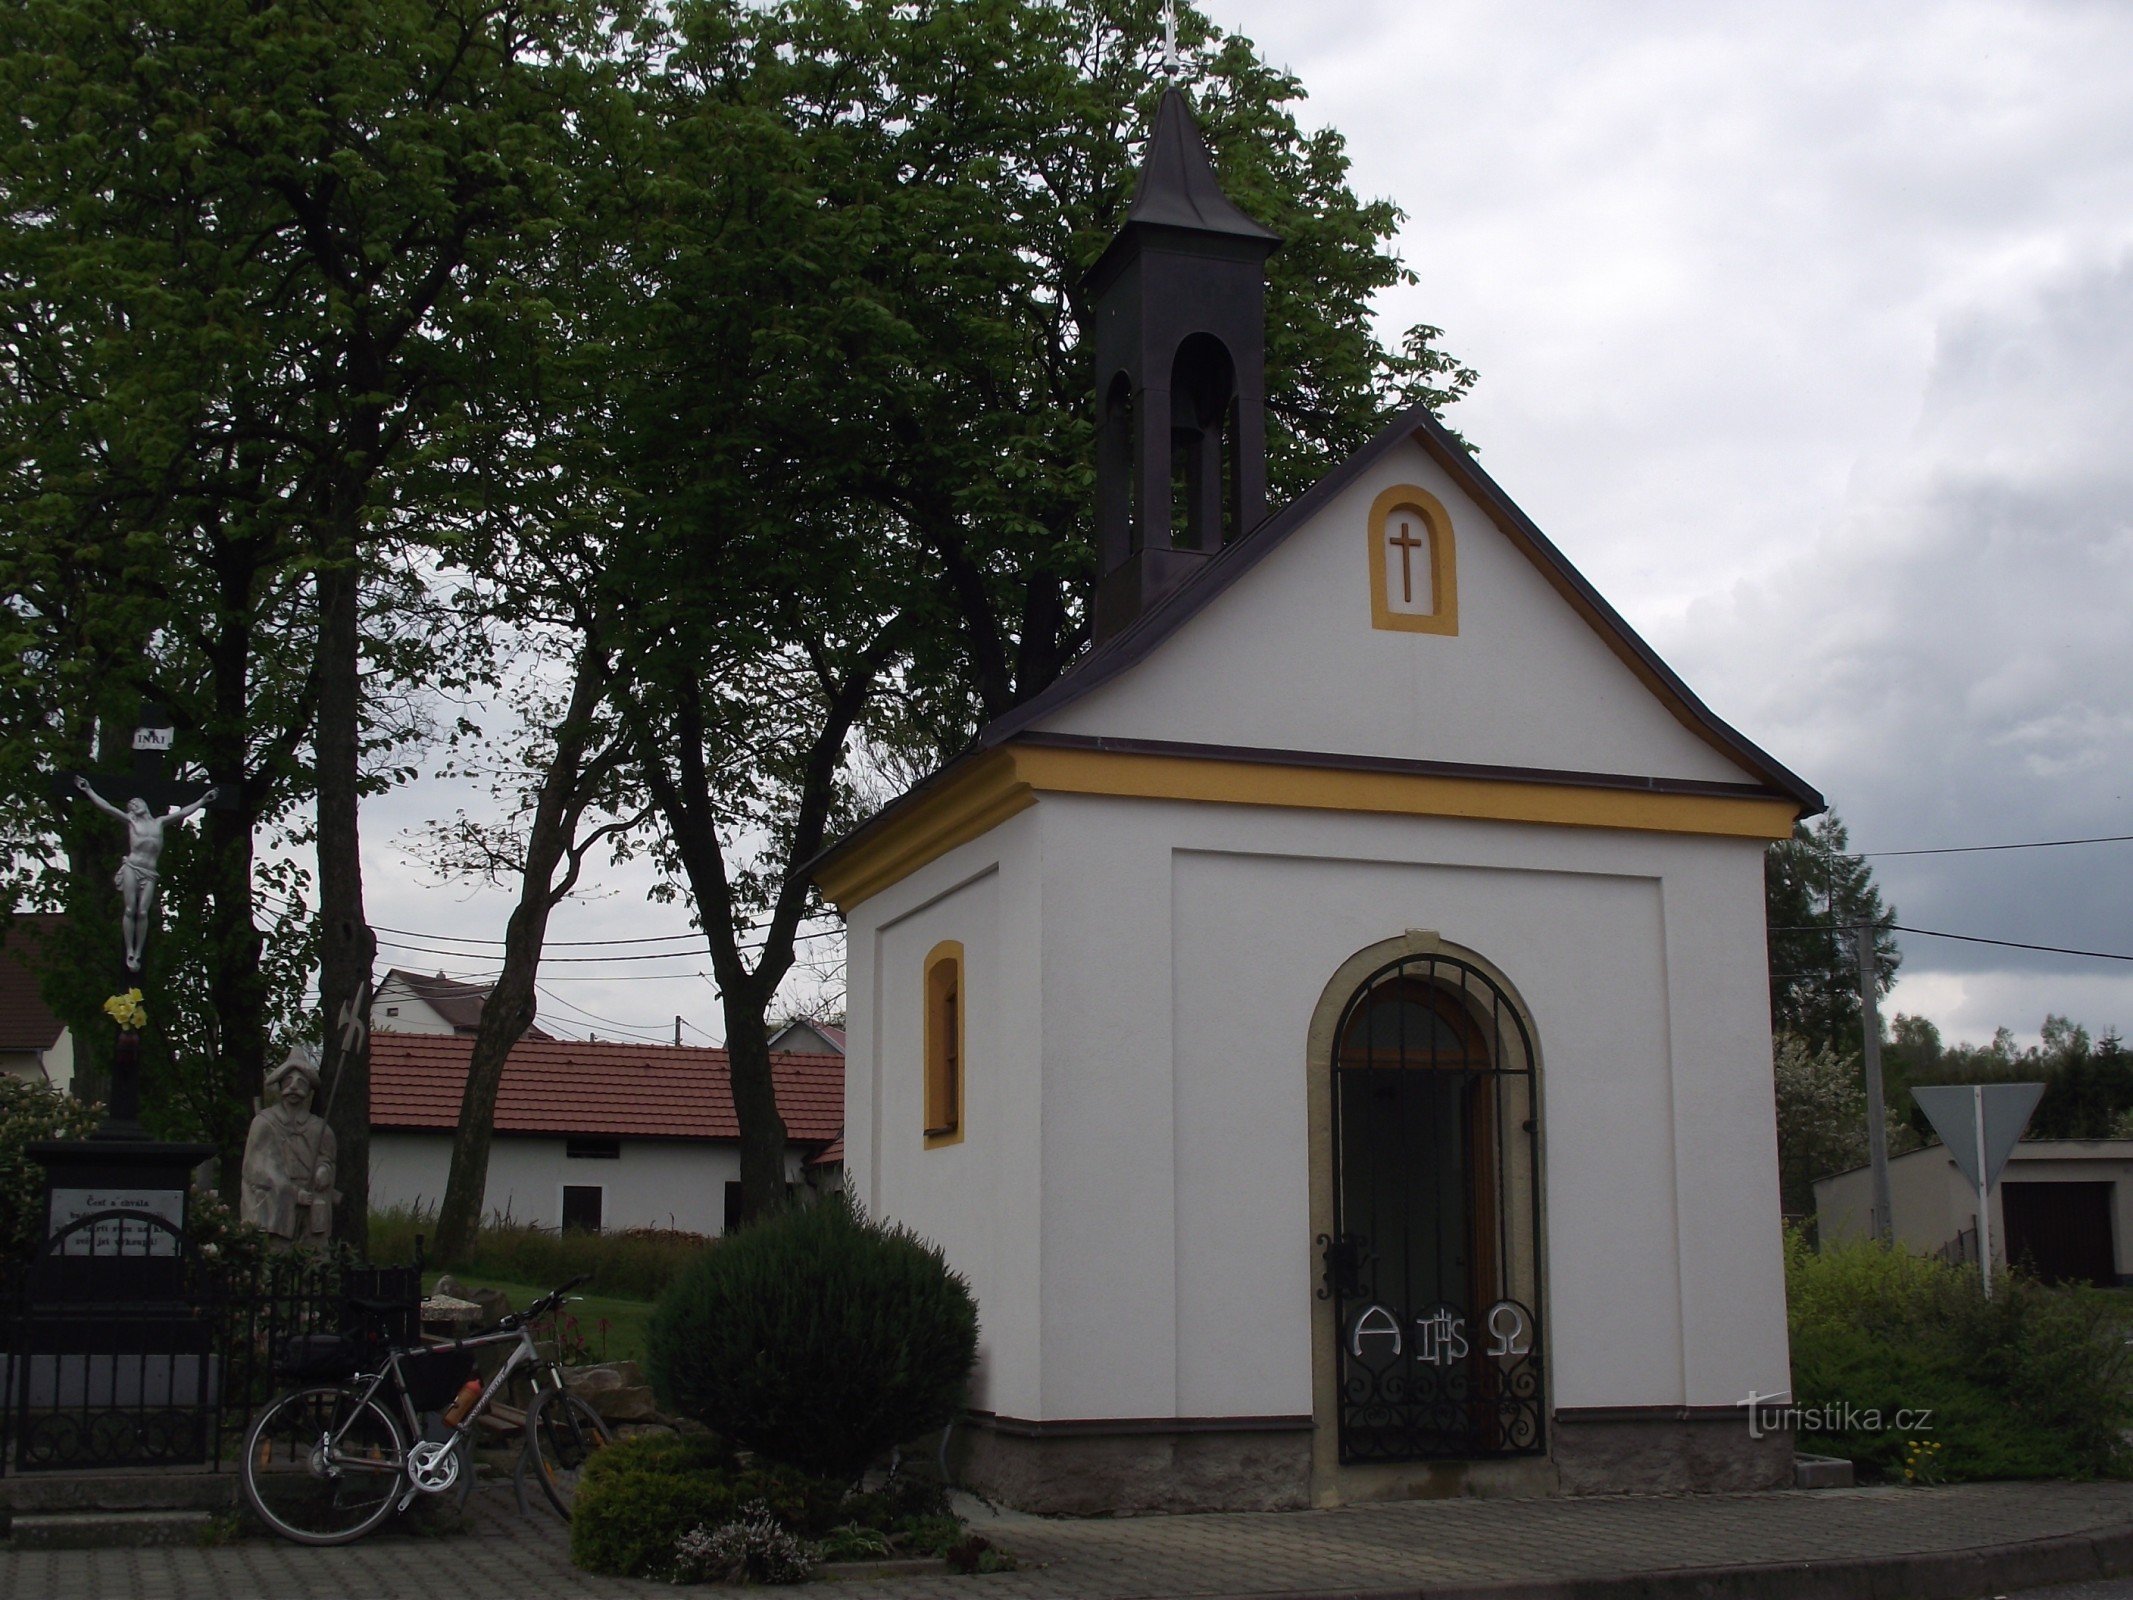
top-left (1856, 922), bottom-right (1894, 1243)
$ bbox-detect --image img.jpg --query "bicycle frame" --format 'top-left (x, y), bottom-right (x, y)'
top-left (332, 1315), bottom-right (565, 1510)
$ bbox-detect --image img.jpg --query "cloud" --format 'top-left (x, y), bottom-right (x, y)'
top-left (1698, 250), bottom-right (2133, 1028)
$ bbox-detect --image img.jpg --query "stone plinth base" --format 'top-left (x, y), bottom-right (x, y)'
top-left (1551, 1406), bottom-right (1793, 1494)
top-left (954, 1414), bottom-right (1313, 1515)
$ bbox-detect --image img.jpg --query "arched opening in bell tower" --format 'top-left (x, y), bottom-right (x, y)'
top-left (1168, 332), bottom-right (1238, 551)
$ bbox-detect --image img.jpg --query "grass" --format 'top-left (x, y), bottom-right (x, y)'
top-left (422, 1270), bottom-right (659, 1367)
top-left (372, 1203), bottom-right (716, 1301)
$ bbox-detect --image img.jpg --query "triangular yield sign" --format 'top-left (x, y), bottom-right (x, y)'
top-left (1911, 1083), bottom-right (2046, 1190)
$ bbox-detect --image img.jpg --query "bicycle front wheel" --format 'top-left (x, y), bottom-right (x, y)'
top-left (241, 1384), bottom-right (408, 1546)
top-left (525, 1390), bottom-right (610, 1519)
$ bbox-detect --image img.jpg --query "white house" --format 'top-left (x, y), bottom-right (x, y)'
top-left (0, 914), bottom-right (74, 1093)
top-left (810, 90), bottom-right (1819, 1513)
top-left (1816, 1139), bottom-right (2130, 1286)
top-left (368, 1032), bottom-right (843, 1235)
top-left (371, 967), bottom-right (555, 1040)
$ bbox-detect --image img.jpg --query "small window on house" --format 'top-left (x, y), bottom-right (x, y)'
top-left (566, 1137), bottom-right (621, 1160)
top-left (561, 1185), bottom-right (603, 1233)
top-left (924, 940), bottom-right (965, 1148)
top-left (385, 1006), bottom-right (399, 1016)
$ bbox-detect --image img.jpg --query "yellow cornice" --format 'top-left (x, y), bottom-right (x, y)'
top-left (815, 750), bottom-right (1035, 911)
top-left (815, 743), bottom-right (1798, 912)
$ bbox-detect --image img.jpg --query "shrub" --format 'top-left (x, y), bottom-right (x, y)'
top-left (0, 1078), bottom-right (101, 1262)
top-left (1786, 1228), bottom-right (2132, 1480)
top-left (645, 1198), bottom-right (977, 1480)
top-left (370, 1202), bottom-right (711, 1300)
top-left (672, 1500), bottom-right (818, 1585)
top-left (569, 1433), bottom-right (831, 1578)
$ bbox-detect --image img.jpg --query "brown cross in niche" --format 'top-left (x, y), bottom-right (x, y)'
top-left (1386, 519), bottom-right (1425, 604)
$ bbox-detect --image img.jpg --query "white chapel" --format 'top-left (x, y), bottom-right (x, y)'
top-left (811, 88), bottom-right (1821, 1513)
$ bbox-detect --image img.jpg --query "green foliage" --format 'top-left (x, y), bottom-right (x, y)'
top-left (645, 1199), bottom-right (977, 1479)
top-left (1786, 1230), bottom-right (2132, 1480)
top-left (1765, 813), bottom-right (1900, 1054)
top-left (1773, 1033), bottom-right (1867, 1218)
top-left (373, 1204), bottom-right (710, 1302)
top-left (1893, 1016), bottom-right (2133, 1143)
top-left (569, 1433), bottom-right (834, 1579)
top-left (0, 1077), bottom-right (101, 1262)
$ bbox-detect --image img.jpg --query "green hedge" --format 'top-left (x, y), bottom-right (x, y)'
top-left (645, 1198), bottom-right (976, 1479)
top-left (370, 1204), bottom-right (712, 1300)
top-left (1787, 1229), bottom-right (2131, 1480)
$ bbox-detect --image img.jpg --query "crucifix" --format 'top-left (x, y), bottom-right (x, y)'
top-left (53, 704), bottom-right (233, 1137)
top-left (1387, 518), bottom-right (1426, 606)
top-left (56, 706), bottom-right (227, 974)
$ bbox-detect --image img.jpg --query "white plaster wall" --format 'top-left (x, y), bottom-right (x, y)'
top-left (846, 809), bottom-right (1045, 1419)
top-left (368, 1132), bottom-right (768, 1236)
top-left (371, 977), bottom-right (456, 1036)
top-left (1819, 1144), bottom-right (2133, 1274)
top-left (1022, 793), bottom-right (1788, 1422)
top-left (1040, 435), bottom-right (1749, 787)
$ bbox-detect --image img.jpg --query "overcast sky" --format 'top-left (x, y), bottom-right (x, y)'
top-left (365, 0), bottom-right (2133, 1051)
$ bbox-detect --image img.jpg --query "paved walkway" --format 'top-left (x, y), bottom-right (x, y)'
top-left (8, 1480), bottom-right (2133, 1600)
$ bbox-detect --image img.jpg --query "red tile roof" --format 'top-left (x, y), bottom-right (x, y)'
top-left (369, 1032), bottom-right (843, 1144)
top-left (0, 915), bottom-right (67, 1054)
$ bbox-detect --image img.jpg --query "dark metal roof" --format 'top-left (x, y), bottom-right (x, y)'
top-left (1123, 87), bottom-right (1280, 240)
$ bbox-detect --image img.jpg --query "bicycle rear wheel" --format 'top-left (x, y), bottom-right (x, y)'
top-left (241, 1384), bottom-right (407, 1546)
top-left (525, 1390), bottom-right (610, 1518)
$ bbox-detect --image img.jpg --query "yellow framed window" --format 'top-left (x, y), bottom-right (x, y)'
top-left (924, 940), bottom-right (964, 1147)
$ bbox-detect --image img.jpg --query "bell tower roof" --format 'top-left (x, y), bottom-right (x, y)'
top-left (1124, 88), bottom-right (1280, 241)
top-left (1085, 86), bottom-right (1279, 642)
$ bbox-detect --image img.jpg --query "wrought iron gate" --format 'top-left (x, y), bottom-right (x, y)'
top-left (1320, 952), bottom-right (1544, 1462)
top-left (7, 1209), bottom-right (219, 1470)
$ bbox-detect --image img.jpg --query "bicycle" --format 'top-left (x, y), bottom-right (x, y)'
top-left (240, 1273), bottom-right (612, 1546)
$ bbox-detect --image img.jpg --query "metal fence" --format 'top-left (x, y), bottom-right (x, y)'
top-left (1, 1214), bottom-right (419, 1476)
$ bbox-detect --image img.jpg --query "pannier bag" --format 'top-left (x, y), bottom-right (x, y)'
top-left (274, 1332), bottom-right (361, 1381)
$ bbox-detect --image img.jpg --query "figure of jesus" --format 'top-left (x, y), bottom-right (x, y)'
top-left (73, 775), bottom-right (217, 973)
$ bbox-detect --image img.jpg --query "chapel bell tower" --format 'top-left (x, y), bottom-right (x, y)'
top-left (1087, 88), bottom-right (1280, 642)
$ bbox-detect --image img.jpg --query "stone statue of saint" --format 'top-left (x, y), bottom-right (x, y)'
top-left (73, 775), bottom-right (218, 974)
top-left (241, 1054), bottom-right (339, 1244)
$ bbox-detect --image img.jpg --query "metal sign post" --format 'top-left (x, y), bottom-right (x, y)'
top-left (1911, 1082), bottom-right (2046, 1296)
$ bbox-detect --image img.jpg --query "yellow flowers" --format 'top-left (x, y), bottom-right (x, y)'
top-left (1902, 1438), bottom-right (1946, 1485)
top-left (102, 989), bottom-right (147, 1029)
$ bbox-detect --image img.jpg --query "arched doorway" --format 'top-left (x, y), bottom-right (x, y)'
top-left (1318, 948), bottom-right (1544, 1464)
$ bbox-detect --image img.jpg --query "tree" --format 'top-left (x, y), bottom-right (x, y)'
top-left (415, 637), bottom-right (644, 1267)
top-left (588, 0), bottom-right (1478, 1220)
top-left (1765, 812), bottom-right (1900, 1054)
top-left (1772, 1033), bottom-right (1866, 1218)
top-left (0, 0), bottom-right (638, 1239)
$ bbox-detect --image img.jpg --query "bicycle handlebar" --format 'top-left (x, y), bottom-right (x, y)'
top-left (490, 1273), bottom-right (593, 1332)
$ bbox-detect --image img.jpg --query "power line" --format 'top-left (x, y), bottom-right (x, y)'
top-left (1851, 834), bottom-right (2133, 859)
top-left (374, 922), bottom-right (706, 949)
top-left (376, 936), bottom-right (705, 965)
top-left (534, 983), bottom-right (680, 1042)
top-left (1887, 923), bottom-right (2133, 964)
